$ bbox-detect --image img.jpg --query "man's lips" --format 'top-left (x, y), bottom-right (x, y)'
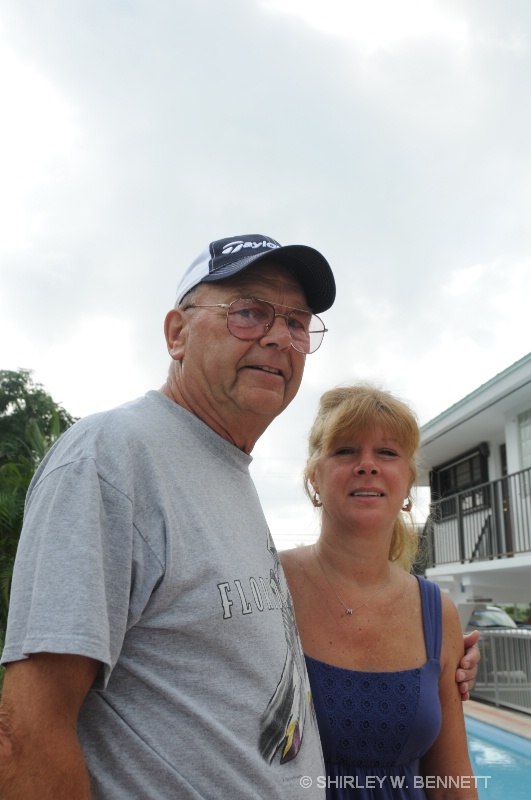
top-left (245, 365), bottom-right (284, 377)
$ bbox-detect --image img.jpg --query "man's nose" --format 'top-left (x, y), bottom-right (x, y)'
top-left (259, 314), bottom-right (292, 349)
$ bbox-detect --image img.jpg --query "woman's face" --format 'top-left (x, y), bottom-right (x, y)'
top-left (312, 426), bottom-right (413, 537)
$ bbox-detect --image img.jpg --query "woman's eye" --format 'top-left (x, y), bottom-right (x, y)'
top-left (334, 447), bottom-right (354, 455)
top-left (380, 449), bottom-right (398, 457)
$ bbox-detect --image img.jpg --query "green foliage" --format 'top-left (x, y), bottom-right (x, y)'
top-left (0, 369), bottom-right (76, 648)
top-left (503, 604), bottom-right (531, 623)
top-left (0, 630), bottom-right (4, 695)
top-left (0, 461), bottom-right (31, 629)
top-left (0, 369), bottom-right (75, 467)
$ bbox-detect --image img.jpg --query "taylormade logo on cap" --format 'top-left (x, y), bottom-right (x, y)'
top-left (221, 240), bottom-right (281, 255)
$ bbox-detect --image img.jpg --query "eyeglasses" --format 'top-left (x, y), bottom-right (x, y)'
top-left (183, 297), bottom-right (328, 354)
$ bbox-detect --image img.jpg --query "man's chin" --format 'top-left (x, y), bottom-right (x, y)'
top-left (236, 386), bottom-right (294, 418)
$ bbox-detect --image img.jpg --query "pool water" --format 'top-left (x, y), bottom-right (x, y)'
top-left (466, 717), bottom-right (531, 800)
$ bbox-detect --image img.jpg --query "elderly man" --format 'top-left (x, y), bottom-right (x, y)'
top-left (0, 234), bottom-right (478, 799)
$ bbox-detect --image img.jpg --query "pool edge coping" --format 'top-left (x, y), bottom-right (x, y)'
top-left (464, 699), bottom-right (531, 741)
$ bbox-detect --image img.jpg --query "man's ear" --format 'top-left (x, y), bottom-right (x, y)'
top-left (164, 308), bottom-right (188, 360)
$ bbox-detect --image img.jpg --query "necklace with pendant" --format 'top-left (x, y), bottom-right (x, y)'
top-left (313, 545), bottom-right (392, 616)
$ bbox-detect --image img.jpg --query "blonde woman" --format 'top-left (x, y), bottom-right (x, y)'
top-left (281, 385), bottom-right (477, 799)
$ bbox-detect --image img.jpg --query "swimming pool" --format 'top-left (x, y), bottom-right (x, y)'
top-left (465, 716), bottom-right (531, 800)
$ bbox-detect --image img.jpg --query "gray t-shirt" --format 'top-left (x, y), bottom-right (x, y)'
top-left (3, 391), bottom-right (325, 799)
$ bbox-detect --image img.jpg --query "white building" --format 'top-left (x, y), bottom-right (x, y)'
top-left (420, 352), bottom-right (531, 628)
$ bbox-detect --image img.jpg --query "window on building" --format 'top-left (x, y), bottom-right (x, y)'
top-left (432, 446), bottom-right (489, 496)
top-left (430, 444), bottom-right (489, 518)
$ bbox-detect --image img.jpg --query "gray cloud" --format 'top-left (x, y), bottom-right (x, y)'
top-left (1, 0), bottom-right (531, 547)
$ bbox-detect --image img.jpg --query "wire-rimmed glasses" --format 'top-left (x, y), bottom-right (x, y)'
top-left (183, 297), bottom-right (328, 354)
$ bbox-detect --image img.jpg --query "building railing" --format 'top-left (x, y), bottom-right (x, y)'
top-left (470, 629), bottom-right (531, 715)
top-left (424, 466), bottom-right (531, 567)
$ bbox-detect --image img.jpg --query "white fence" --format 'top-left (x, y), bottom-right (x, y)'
top-left (471, 629), bottom-right (531, 715)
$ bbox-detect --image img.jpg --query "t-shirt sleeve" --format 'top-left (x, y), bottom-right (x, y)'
top-left (1, 457), bottom-right (163, 688)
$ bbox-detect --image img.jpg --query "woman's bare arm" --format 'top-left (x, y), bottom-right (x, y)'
top-left (421, 594), bottom-right (478, 800)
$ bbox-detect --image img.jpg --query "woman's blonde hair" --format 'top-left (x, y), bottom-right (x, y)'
top-left (304, 383), bottom-right (421, 571)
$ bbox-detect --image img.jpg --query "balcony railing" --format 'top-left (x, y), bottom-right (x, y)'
top-left (424, 466), bottom-right (531, 567)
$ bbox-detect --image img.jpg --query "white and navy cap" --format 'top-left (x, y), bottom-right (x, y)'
top-left (175, 234), bottom-right (336, 314)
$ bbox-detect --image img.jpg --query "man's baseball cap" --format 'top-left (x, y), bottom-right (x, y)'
top-left (175, 234), bottom-right (336, 314)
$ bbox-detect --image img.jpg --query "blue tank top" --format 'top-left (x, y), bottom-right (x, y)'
top-left (305, 576), bottom-right (442, 799)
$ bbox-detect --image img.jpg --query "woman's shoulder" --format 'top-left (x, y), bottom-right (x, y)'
top-left (280, 545), bottom-right (313, 579)
top-left (439, 590), bottom-right (462, 628)
top-left (438, 590), bottom-right (466, 666)
top-left (279, 545), bottom-right (313, 591)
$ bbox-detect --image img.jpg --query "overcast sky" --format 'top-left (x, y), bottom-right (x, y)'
top-left (1, 0), bottom-right (531, 549)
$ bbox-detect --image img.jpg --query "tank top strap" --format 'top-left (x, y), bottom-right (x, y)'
top-left (416, 575), bottom-right (442, 660)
